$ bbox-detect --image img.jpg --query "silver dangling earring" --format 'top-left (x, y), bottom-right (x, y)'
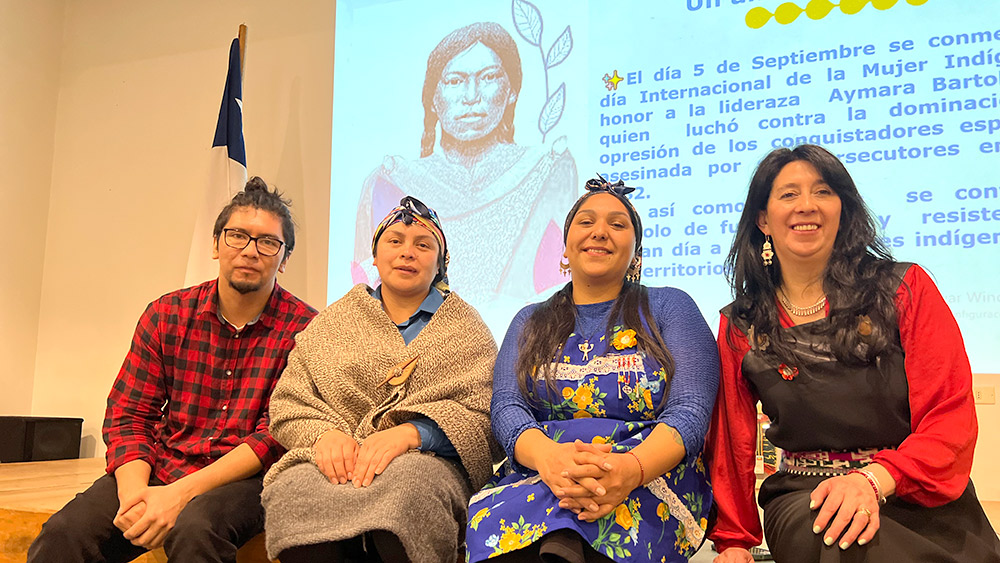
top-left (559, 258), bottom-right (571, 276)
top-left (761, 236), bottom-right (774, 267)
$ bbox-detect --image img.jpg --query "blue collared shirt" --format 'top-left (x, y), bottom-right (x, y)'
top-left (373, 285), bottom-right (444, 345)
top-left (371, 285), bottom-right (456, 457)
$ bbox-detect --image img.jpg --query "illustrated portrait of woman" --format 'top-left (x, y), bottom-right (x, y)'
top-left (352, 21), bottom-right (578, 301)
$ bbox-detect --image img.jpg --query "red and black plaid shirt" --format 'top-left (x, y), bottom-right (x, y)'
top-left (103, 280), bottom-right (316, 483)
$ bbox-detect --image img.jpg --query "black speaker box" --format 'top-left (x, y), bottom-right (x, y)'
top-left (0, 416), bottom-right (84, 462)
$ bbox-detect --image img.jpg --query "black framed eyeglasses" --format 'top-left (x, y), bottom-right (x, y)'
top-left (222, 229), bottom-right (285, 257)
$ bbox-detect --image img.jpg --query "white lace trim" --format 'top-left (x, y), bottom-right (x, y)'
top-left (646, 476), bottom-right (704, 546)
top-left (469, 474), bottom-right (542, 505)
top-left (539, 353), bottom-right (646, 381)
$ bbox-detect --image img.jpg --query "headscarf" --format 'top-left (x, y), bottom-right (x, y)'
top-left (372, 196), bottom-right (450, 291)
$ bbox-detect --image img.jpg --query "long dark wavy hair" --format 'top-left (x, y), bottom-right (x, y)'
top-left (725, 144), bottom-right (901, 364)
top-left (420, 22), bottom-right (522, 158)
top-left (516, 191), bottom-right (676, 406)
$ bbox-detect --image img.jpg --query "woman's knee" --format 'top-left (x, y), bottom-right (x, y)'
top-left (763, 491), bottom-right (825, 563)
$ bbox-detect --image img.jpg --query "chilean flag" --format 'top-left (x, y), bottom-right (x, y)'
top-left (185, 38), bottom-right (248, 286)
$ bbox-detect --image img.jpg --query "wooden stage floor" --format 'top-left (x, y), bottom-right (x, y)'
top-left (0, 458), bottom-right (267, 563)
top-left (2, 458), bottom-right (998, 562)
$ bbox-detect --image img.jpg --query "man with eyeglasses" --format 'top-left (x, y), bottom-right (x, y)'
top-left (28, 177), bottom-right (317, 563)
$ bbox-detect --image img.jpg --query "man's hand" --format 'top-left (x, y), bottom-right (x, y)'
top-left (110, 444), bottom-right (265, 548)
top-left (115, 482), bottom-right (193, 549)
top-left (113, 460), bottom-right (153, 536)
top-left (352, 424), bottom-right (420, 488)
top-left (113, 500), bottom-right (147, 533)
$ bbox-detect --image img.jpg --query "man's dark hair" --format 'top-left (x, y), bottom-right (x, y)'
top-left (213, 177), bottom-right (296, 259)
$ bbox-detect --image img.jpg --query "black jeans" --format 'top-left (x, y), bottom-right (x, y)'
top-left (27, 473), bottom-right (264, 563)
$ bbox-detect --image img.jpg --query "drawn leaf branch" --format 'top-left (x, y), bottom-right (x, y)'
top-left (511, 0), bottom-right (572, 141)
top-left (512, 0), bottom-right (543, 46)
top-left (545, 26), bottom-right (572, 69)
top-left (538, 82), bottom-right (565, 137)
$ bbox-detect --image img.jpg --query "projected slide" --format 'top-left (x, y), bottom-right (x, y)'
top-left (330, 0), bottom-right (999, 373)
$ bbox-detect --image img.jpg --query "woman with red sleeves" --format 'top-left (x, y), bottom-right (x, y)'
top-left (706, 144), bottom-right (1000, 562)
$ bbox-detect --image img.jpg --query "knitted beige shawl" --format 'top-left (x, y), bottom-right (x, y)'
top-left (265, 284), bottom-right (501, 489)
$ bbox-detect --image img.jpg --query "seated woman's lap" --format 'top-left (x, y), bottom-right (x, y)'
top-left (762, 476), bottom-right (1000, 563)
top-left (265, 451), bottom-right (470, 505)
top-left (263, 451), bottom-right (473, 561)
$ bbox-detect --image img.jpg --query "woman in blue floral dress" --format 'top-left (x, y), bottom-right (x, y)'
top-left (466, 177), bottom-right (720, 562)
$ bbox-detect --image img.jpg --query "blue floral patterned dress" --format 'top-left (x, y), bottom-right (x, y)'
top-left (467, 288), bottom-right (719, 562)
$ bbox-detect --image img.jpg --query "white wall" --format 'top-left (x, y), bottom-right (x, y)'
top-left (25, 0), bottom-right (333, 457)
top-left (0, 0), bottom-right (65, 416)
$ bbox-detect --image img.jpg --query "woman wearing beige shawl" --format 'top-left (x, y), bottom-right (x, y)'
top-left (263, 196), bottom-right (500, 562)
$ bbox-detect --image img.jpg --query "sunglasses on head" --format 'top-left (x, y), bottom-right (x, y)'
top-left (399, 196), bottom-right (439, 223)
top-left (585, 174), bottom-right (636, 197)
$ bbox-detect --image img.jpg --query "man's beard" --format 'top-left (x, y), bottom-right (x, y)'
top-left (228, 277), bottom-right (264, 295)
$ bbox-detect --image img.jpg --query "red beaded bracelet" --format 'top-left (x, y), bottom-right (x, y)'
top-left (627, 450), bottom-right (645, 485)
top-left (848, 468), bottom-right (886, 505)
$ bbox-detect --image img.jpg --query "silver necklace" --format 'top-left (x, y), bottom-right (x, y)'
top-left (778, 291), bottom-right (827, 317)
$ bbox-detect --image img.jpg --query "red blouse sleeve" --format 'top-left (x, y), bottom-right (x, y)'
top-left (706, 313), bottom-right (763, 552)
top-left (871, 264), bottom-right (977, 506)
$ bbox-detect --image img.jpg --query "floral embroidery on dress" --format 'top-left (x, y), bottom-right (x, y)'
top-left (470, 505), bottom-right (496, 531)
top-left (591, 424), bottom-right (619, 446)
top-left (612, 328), bottom-right (638, 350)
top-left (590, 499), bottom-right (641, 559)
top-left (646, 472), bottom-right (705, 550)
top-left (623, 368), bottom-right (664, 419)
top-left (467, 310), bottom-right (711, 563)
top-left (537, 376), bottom-right (607, 418)
top-left (486, 516), bottom-right (548, 556)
